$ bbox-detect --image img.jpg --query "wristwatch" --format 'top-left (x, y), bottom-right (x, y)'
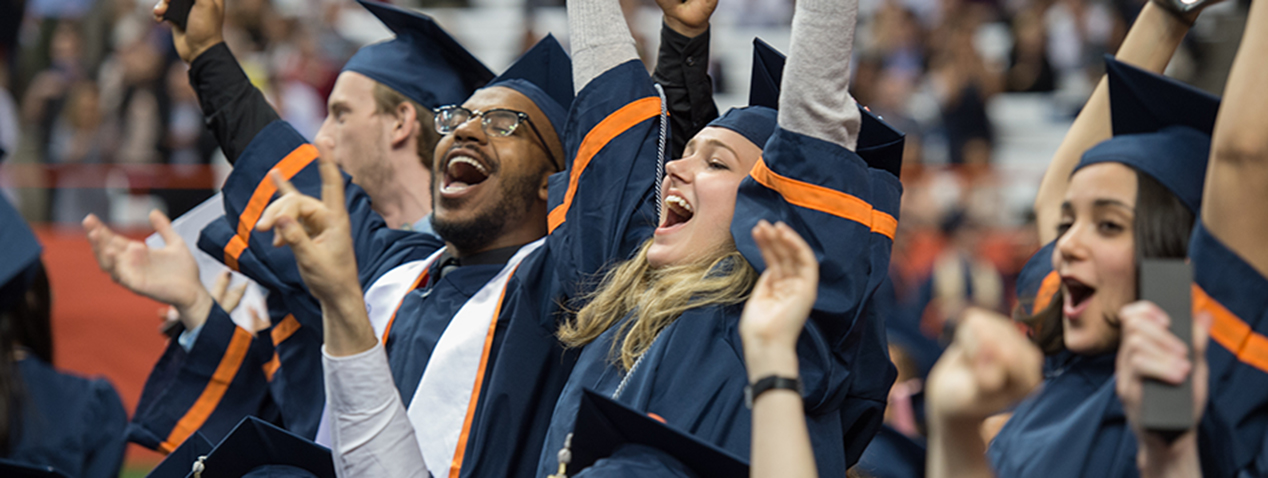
top-left (745, 375), bottom-right (803, 409)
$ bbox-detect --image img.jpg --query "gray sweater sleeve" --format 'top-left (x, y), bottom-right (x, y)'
top-left (567, 0), bottom-right (640, 94)
top-left (777, 0), bottom-right (861, 151)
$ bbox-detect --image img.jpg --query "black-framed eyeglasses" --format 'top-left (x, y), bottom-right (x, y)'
top-left (433, 105), bottom-right (560, 171)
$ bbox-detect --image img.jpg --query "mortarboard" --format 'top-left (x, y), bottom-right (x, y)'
top-left (145, 432), bottom-right (214, 478)
top-left (171, 416), bottom-right (335, 478)
top-left (1073, 57), bottom-right (1221, 215)
top-left (0, 458), bottom-right (69, 478)
top-left (0, 193), bottom-right (42, 312)
top-left (483, 34), bottom-right (575, 149)
top-left (719, 38), bottom-right (905, 176)
top-left (343, 0), bottom-right (494, 109)
top-left (567, 389), bottom-right (748, 478)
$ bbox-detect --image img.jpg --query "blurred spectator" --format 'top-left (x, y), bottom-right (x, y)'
top-left (47, 79), bottom-right (111, 224)
top-left (1007, 6), bottom-right (1057, 92)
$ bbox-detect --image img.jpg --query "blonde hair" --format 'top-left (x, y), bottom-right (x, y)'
top-left (558, 239), bottom-right (759, 370)
top-left (372, 83), bottom-right (441, 170)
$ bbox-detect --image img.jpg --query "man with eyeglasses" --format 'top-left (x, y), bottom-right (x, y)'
top-left (87, 0), bottom-right (722, 475)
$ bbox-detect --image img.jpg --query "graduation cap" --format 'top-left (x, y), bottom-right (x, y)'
top-left (731, 38), bottom-right (905, 176)
top-left (0, 458), bottom-right (69, 478)
top-left (567, 389), bottom-right (748, 478)
top-left (145, 432), bottom-right (214, 478)
top-left (484, 34), bottom-right (575, 147)
top-left (167, 416), bottom-right (335, 478)
top-left (0, 193), bottom-right (42, 313)
top-left (343, 0), bottom-right (494, 109)
top-left (1073, 56), bottom-right (1222, 215)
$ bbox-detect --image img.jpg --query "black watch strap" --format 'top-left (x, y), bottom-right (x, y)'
top-left (745, 375), bottom-right (803, 409)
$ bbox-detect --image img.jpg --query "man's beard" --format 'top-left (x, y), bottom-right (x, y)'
top-left (431, 169), bottom-right (541, 254)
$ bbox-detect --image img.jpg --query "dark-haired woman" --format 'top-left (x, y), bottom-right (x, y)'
top-left (924, 0), bottom-right (1236, 476)
top-left (0, 197), bottom-right (126, 478)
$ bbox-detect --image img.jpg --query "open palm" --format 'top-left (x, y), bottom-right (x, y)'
top-left (740, 221), bottom-right (819, 349)
top-left (83, 210), bottom-right (203, 309)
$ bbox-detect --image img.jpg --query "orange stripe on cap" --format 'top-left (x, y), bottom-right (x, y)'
top-left (159, 326), bottom-right (254, 452)
top-left (447, 265), bottom-right (521, 477)
top-left (1194, 284), bottom-right (1268, 374)
top-left (224, 144), bottom-right (320, 270)
top-left (547, 97), bottom-right (662, 233)
top-left (1033, 271), bottom-right (1062, 313)
top-left (270, 314), bottom-right (300, 346)
top-left (748, 158), bottom-right (895, 239)
top-left (382, 268), bottom-right (430, 345)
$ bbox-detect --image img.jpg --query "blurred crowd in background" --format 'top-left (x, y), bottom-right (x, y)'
top-left (0, 0), bottom-right (1250, 370)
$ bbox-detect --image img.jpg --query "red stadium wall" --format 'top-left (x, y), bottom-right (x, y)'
top-left (36, 227), bottom-right (169, 468)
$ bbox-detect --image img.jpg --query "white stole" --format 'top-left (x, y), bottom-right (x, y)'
top-left (408, 238), bottom-right (544, 478)
top-left (315, 249), bottom-right (443, 447)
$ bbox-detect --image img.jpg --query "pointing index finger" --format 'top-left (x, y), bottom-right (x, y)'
top-left (269, 169), bottom-right (301, 197)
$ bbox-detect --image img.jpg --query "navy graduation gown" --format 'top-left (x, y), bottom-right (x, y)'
top-left (987, 352), bottom-right (1137, 477)
top-left (9, 357), bottom-right (127, 478)
top-left (153, 61), bottom-right (664, 476)
top-left (856, 426), bottom-right (926, 478)
top-left (457, 60), bottom-right (665, 478)
top-left (130, 120), bottom-right (444, 450)
top-left (1191, 223), bottom-right (1268, 477)
top-left (538, 68), bottom-right (900, 476)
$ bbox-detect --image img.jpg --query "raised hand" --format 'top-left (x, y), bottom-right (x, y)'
top-left (83, 210), bottom-right (212, 329)
top-left (740, 221), bottom-right (819, 380)
top-left (257, 157), bottom-right (361, 306)
top-left (153, 0), bottom-right (225, 64)
top-left (926, 309), bottom-right (1043, 422)
top-left (256, 157), bottom-right (375, 356)
top-left (655, 0), bottom-right (717, 38)
top-left (1115, 301), bottom-right (1210, 476)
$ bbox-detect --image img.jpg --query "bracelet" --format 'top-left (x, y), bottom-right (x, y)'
top-left (745, 375), bottom-right (803, 409)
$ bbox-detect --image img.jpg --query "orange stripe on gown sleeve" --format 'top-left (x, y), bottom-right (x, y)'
top-left (547, 97), bottom-right (662, 233)
top-left (748, 158), bottom-right (894, 239)
top-left (1195, 284), bottom-right (1268, 374)
top-left (160, 326), bottom-right (255, 452)
top-left (224, 144), bottom-right (320, 270)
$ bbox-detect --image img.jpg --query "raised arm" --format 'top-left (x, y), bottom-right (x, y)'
top-left (1203, 0), bottom-right (1268, 277)
top-left (1033, 2), bottom-right (1198, 244)
top-left (154, 0), bottom-right (280, 165)
top-left (777, 0), bottom-right (861, 151)
top-left (652, 0), bottom-right (720, 159)
top-left (566, 0), bottom-right (639, 93)
top-left (741, 221), bottom-right (821, 478)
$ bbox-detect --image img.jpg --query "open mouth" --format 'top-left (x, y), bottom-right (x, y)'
top-left (441, 153), bottom-right (490, 196)
top-left (1062, 277), bottom-right (1096, 318)
top-left (660, 195), bottom-right (695, 231)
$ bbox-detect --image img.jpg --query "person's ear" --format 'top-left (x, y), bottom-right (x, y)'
top-left (389, 102), bottom-right (417, 148)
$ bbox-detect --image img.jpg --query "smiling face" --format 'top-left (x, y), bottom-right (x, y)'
top-left (648, 127), bottom-right (763, 268)
top-left (1053, 162), bottom-right (1138, 355)
top-left (315, 72), bottom-right (393, 192)
top-left (431, 86), bottom-right (561, 255)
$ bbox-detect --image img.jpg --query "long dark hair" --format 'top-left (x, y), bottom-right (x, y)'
top-left (1026, 170), bottom-right (1195, 354)
top-left (0, 260), bottom-right (52, 455)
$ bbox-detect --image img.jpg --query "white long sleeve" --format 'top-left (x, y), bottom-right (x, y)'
top-left (777, 0), bottom-right (862, 151)
top-left (323, 344), bottom-right (430, 478)
top-left (566, 0), bottom-right (639, 93)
